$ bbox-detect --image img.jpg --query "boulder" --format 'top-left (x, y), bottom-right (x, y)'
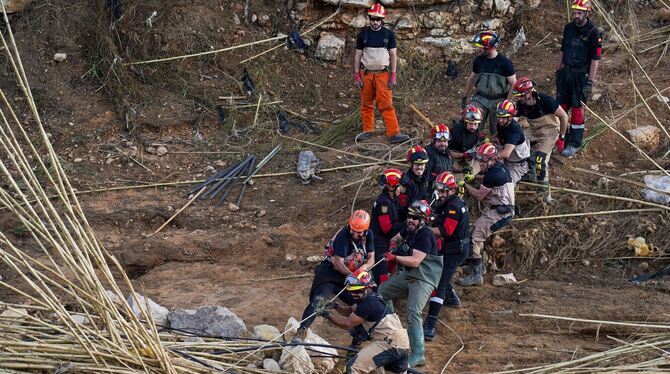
top-left (283, 317), bottom-right (336, 372)
top-left (395, 14), bottom-right (418, 30)
top-left (626, 126), bottom-right (660, 151)
top-left (494, 0), bottom-right (512, 16)
top-left (493, 273), bottom-right (518, 286)
top-left (167, 306), bottom-right (247, 337)
top-left (0, 308), bottom-right (28, 318)
top-left (254, 324), bottom-right (282, 341)
top-left (349, 14), bottom-right (367, 28)
top-left (2, 0), bottom-right (29, 13)
top-left (315, 33), bottom-right (346, 61)
top-left (421, 11), bottom-right (450, 28)
top-left (279, 345), bottom-right (314, 374)
top-left (127, 292), bottom-right (169, 326)
top-left (105, 290), bottom-right (122, 305)
top-left (321, 0), bottom-right (374, 8)
top-left (263, 358), bottom-right (281, 372)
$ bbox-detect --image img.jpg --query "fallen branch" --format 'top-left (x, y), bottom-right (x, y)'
top-left (409, 103), bottom-right (435, 128)
top-left (574, 167), bottom-right (670, 196)
top-left (520, 313), bottom-right (670, 330)
top-left (513, 208), bottom-right (662, 222)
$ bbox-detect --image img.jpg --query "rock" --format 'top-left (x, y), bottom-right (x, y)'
top-left (590, 164), bottom-right (599, 171)
top-left (581, 259), bottom-right (590, 266)
top-left (168, 306), bottom-right (247, 337)
top-left (639, 261), bottom-right (649, 271)
top-left (604, 162), bottom-right (615, 168)
top-left (420, 36), bottom-right (455, 48)
top-left (73, 158), bottom-right (83, 163)
top-left (105, 290), bottom-right (122, 305)
top-left (492, 273), bottom-right (517, 286)
top-left (591, 93), bottom-right (603, 101)
top-left (146, 146), bottom-right (157, 154)
top-left (185, 336), bottom-right (205, 343)
top-left (228, 203), bottom-right (240, 212)
top-left (257, 210), bottom-right (267, 217)
top-left (263, 358), bottom-right (281, 372)
top-left (2, 0), bottom-right (30, 13)
top-left (421, 11), bottom-right (450, 28)
top-left (232, 13), bottom-right (241, 25)
top-left (657, 95), bottom-right (669, 104)
top-left (53, 53), bottom-right (67, 62)
top-left (494, 0), bottom-right (512, 15)
top-left (627, 126), bottom-right (660, 151)
top-left (283, 317), bottom-right (336, 372)
top-left (315, 33), bottom-right (345, 61)
top-left (258, 14), bottom-right (271, 26)
top-left (126, 292), bottom-right (169, 326)
top-left (430, 28), bottom-right (447, 37)
top-left (491, 234), bottom-right (505, 249)
top-left (657, 8), bottom-right (670, 24)
top-left (156, 146), bottom-right (168, 156)
top-left (482, 18), bottom-right (503, 30)
top-left (71, 314), bottom-right (89, 325)
top-left (254, 324), bottom-right (282, 341)
top-left (285, 253), bottom-right (296, 262)
top-left (279, 345), bottom-right (314, 373)
top-left (321, 0), bottom-right (374, 7)
top-left (396, 14), bottom-right (418, 30)
top-left (597, 177), bottom-right (612, 188)
top-left (306, 255), bottom-right (322, 263)
top-left (0, 308), bottom-right (28, 319)
top-left (349, 14), bottom-right (367, 28)
top-left (105, 157), bottom-right (115, 165)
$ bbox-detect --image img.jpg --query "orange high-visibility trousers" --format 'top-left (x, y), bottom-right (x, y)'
top-left (360, 70), bottom-right (400, 137)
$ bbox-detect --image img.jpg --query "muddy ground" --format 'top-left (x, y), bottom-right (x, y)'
top-left (0, 0), bottom-right (669, 372)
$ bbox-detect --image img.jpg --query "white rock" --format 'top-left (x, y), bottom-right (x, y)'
top-left (315, 33), bottom-right (345, 62)
top-left (589, 164), bottom-right (599, 171)
top-left (126, 292), bottom-right (169, 326)
top-left (591, 93), bottom-right (603, 101)
top-left (0, 308), bottom-right (28, 318)
top-left (156, 146), bottom-right (168, 156)
top-left (430, 28), bottom-right (447, 37)
top-left (627, 126), bottom-right (660, 150)
top-left (228, 203), bottom-right (240, 211)
top-left (73, 158), bottom-right (83, 163)
top-left (396, 14), bottom-right (418, 30)
top-left (321, 0), bottom-right (374, 7)
top-left (492, 273), bottom-right (517, 286)
top-left (258, 14), bottom-right (271, 26)
top-left (657, 95), bottom-right (670, 104)
top-left (263, 358), bottom-right (281, 372)
top-left (482, 18), bottom-right (503, 30)
top-left (279, 345), bottom-right (314, 373)
top-left (105, 290), bottom-right (122, 304)
top-left (146, 146), bottom-right (157, 154)
top-left (254, 324), bottom-right (282, 341)
top-left (349, 14), bottom-right (367, 28)
top-left (185, 336), bottom-right (205, 343)
top-left (71, 314), bottom-right (89, 325)
top-left (420, 36), bottom-right (455, 48)
top-left (232, 13), bottom-right (241, 25)
top-left (168, 306), bottom-right (247, 337)
top-left (283, 317), bottom-right (336, 372)
top-left (306, 255), bottom-right (322, 263)
top-left (494, 0), bottom-right (512, 15)
top-left (53, 53), bottom-right (67, 62)
top-left (285, 253), bottom-right (297, 262)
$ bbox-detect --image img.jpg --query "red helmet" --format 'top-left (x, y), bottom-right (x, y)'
top-left (571, 0), bottom-right (591, 12)
top-left (349, 210), bottom-right (370, 232)
top-left (472, 31), bottom-right (500, 49)
top-left (406, 145), bottom-right (429, 164)
top-left (367, 3), bottom-right (387, 18)
top-left (345, 270), bottom-right (375, 291)
top-left (430, 123), bottom-right (450, 141)
top-left (378, 168), bottom-right (402, 188)
top-left (496, 100), bottom-right (517, 118)
top-left (463, 105), bottom-right (483, 124)
top-left (476, 142), bottom-right (498, 161)
top-left (512, 77), bottom-right (535, 97)
top-left (408, 200), bottom-right (432, 219)
top-left (434, 171), bottom-right (457, 191)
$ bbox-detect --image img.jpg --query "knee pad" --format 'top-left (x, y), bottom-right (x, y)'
top-left (570, 107), bottom-right (584, 125)
top-left (535, 151), bottom-right (548, 181)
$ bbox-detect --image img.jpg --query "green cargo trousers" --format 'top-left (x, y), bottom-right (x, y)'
top-left (378, 271), bottom-right (434, 338)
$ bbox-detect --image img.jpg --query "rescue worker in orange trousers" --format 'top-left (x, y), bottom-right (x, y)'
top-left (379, 200), bottom-right (442, 367)
top-left (493, 100), bottom-right (531, 185)
top-left (354, 4), bottom-right (410, 143)
top-left (512, 77), bottom-right (569, 193)
top-left (457, 144), bottom-right (515, 286)
top-left (316, 271), bottom-right (410, 374)
top-left (422, 172), bottom-right (470, 341)
top-left (462, 30), bottom-right (517, 136)
top-left (370, 168), bottom-right (405, 285)
top-left (297, 210), bottom-right (375, 337)
top-left (555, 0), bottom-right (602, 157)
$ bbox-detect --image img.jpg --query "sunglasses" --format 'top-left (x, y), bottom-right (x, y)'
top-left (407, 214), bottom-right (422, 220)
top-left (369, 17), bottom-right (383, 22)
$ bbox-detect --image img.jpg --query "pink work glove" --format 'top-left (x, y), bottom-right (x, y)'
top-left (388, 72), bottom-right (397, 90)
top-left (354, 72), bottom-right (363, 89)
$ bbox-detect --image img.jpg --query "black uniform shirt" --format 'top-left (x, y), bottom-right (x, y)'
top-left (483, 162), bottom-right (512, 188)
top-left (370, 190), bottom-right (404, 246)
top-left (331, 227), bottom-right (375, 258)
top-left (496, 119), bottom-right (525, 146)
top-left (472, 54), bottom-right (515, 76)
top-left (561, 20), bottom-right (602, 68)
top-left (356, 26), bottom-right (397, 50)
top-left (399, 170), bottom-right (430, 212)
top-left (449, 120), bottom-right (480, 153)
top-left (426, 143), bottom-right (453, 186)
top-left (399, 226), bottom-right (438, 256)
top-left (354, 294), bottom-right (387, 322)
top-left (435, 194), bottom-right (469, 244)
top-left (517, 93), bottom-right (559, 119)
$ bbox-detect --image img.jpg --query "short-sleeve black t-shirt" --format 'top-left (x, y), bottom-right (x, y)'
top-left (561, 20), bottom-right (602, 67)
top-left (482, 162), bottom-right (512, 188)
top-left (356, 27), bottom-right (397, 50)
top-left (496, 119), bottom-right (525, 146)
top-left (399, 226), bottom-right (438, 256)
top-left (472, 54), bottom-right (515, 77)
top-left (353, 294), bottom-right (387, 322)
top-left (331, 227), bottom-right (375, 258)
top-left (449, 120), bottom-right (480, 153)
top-left (517, 93), bottom-right (559, 120)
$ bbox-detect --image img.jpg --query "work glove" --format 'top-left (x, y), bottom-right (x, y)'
top-left (555, 135), bottom-right (566, 154)
top-left (584, 80), bottom-right (594, 99)
top-left (457, 181), bottom-right (466, 196)
top-left (460, 97), bottom-right (468, 110)
top-left (464, 174), bottom-right (476, 184)
top-left (384, 252), bottom-right (397, 263)
top-left (315, 305), bottom-right (330, 318)
top-left (462, 166), bottom-right (473, 175)
top-left (388, 72), bottom-right (397, 90)
top-left (354, 72), bottom-right (363, 89)
top-left (345, 275), bottom-right (359, 287)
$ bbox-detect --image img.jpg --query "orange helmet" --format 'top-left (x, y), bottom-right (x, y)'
top-left (571, 0), bottom-right (591, 12)
top-left (349, 210), bottom-right (370, 232)
top-left (512, 77), bottom-right (535, 97)
top-left (472, 30), bottom-right (500, 49)
top-left (367, 3), bottom-right (387, 18)
top-left (463, 105), bottom-right (483, 124)
top-left (345, 270), bottom-right (375, 291)
top-left (379, 168), bottom-right (402, 188)
top-left (434, 171), bottom-right (457, 191)
top-left (406, 145), bottom-right (429, 164)
top-left (496, 100), bottom-right (517, 118)
top-left (430, 123), bottom-right (450, 141)
top-left (408, 200), bottom-right (432, 219)
top-left (476, 143), bottom-right (498, 161)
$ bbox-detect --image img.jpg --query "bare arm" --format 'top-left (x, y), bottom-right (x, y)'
top-left (389, 48), bottom-right (397, 73)
top-left (498, 143), bottom-right (516, 160)
top-left (331, 255), bottom-right (352, 277)
top-left (389, 232), bottom-right (403, 247)
top-left (327, 311), bottom-right (365, 330)
top-left (361, 252), bottom-right (374, 271)
top-left (506, 74), bottom-right (517, 98)
top-left (395, 249), bottom-right (427, 268)
top-left (354, 49), bottom-right (363, 74)
top-left (465, 183), bottom-right (492, 201)
top-left (588, 60), bottom-right (599, 82)
top-left (555, 106), bottom-right (569, 137)
top-left (463, 72), bottom-right (476, 99)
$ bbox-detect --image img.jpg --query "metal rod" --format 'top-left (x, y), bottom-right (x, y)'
top-left (235, 157), bottom-right (255, 207)
top-left (241, 144), bottom-right (282, 185)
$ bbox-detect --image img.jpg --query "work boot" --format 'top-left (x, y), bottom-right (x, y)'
top-left (292, 326), bottom-right (307, 343)
top-left (389, 133), bottom-right (410, 143)
top-left (407, 324), bottom-right (425, 367)
top-left (355, 131), bottom-right (374, 141)
top-left (422, 315), bottom-right (438, 341)
top-left (561, 145), bottom-right (579, 158)
top-left (520, 152), bottom-right (536, 182)
top-left (456, 258), bottom-right (483, 287)
top-left (444, 288), bottom-right (461, 308)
